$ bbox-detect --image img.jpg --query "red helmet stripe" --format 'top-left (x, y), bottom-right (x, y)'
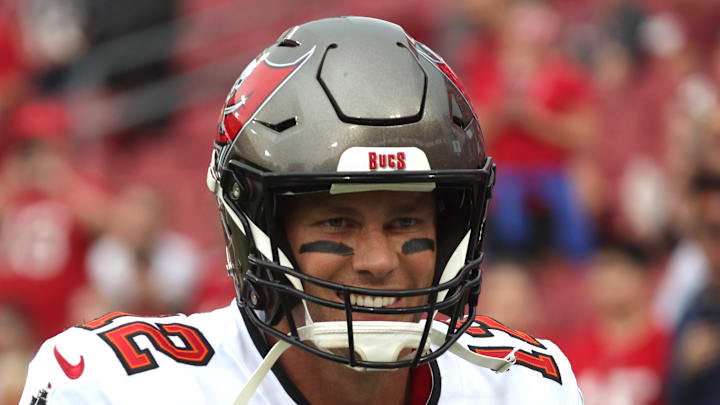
top-left (217, 48), bottom-right (314, 143)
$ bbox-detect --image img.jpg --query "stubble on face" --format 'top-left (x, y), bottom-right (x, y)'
top-left (282, 191), bottom-right (437, 324)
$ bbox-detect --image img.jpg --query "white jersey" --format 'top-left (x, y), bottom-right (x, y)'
top-left (21, 301), bottom-right (583, 405)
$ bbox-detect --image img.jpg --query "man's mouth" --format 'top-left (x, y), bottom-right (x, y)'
top-left (336, 292), bottom-right (399, 308)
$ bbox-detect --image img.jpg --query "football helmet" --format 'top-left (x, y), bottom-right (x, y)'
top-left (207, 17), bottom-right (496, 373)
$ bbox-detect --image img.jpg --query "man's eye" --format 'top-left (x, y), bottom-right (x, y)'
top-left (394, 218), bottom-right (417, 228)
top-left (326, 218), bottom-right (346, 228)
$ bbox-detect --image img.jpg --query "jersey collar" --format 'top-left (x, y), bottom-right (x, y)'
top-left (239, 308), bottom-right (442, 405)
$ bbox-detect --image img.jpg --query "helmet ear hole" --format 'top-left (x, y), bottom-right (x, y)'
top-left (222, 168), bottom-right (254, 202)
top-left (241, 273), bottom-right (284, 326)
top-left (244, 282), bottom-right (267, 310)
top-left (231, 183), bottom-right (242, 200)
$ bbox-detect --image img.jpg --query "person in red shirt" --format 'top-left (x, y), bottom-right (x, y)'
top-left (562, 247), bottom-right (670, 405)
top-left (463, 2), bottom-right (597, 259)
top-left (0, 99), bottom-right (109, 343)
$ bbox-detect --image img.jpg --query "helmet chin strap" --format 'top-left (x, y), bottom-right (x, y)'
top-left (233, 338), bottom-right (291, 405)
top-left (232, 319), bottom-right (517, 405)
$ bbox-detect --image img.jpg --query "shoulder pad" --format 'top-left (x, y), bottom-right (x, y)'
top-left (433, 315), bottom-right (584, 404)
top-left (20, 311), bottom-right (220, 404)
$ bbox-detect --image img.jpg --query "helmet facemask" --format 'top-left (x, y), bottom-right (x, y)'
top-left (211, 155), bottom-right (495, 370)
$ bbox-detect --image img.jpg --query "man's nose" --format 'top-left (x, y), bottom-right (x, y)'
top-left (351, 226), bottom-right (399, 279)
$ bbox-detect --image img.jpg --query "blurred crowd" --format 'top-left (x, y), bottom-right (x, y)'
top-left (1, 0), bottom-right (720, 404)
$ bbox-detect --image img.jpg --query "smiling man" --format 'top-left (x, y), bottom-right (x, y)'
top-left (283, 191), bottom-right (437, 324)
top-left (20, 17), bottom-right (582, 405)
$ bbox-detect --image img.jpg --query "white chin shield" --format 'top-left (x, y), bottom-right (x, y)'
top-left (297, 320), bottom-right (432, 370)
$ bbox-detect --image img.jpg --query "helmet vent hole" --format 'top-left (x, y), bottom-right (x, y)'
top-left (278, 38), bottom-right (301, 47)
top-left (255, 117), bottom-right (297, 132)
top-left (452, 115), bottom-right (467, 128)
top-left (450, 95), bottom-right (470, 129)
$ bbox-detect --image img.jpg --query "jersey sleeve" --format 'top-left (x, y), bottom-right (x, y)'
top-left (539, 338), bottom-right (584, 405)
top-left (439, 315), bottom-right (585, 404)
top-left (19, 310), bottom-right (225, 405)
top-left (19, 327), bottom-right (112, 405)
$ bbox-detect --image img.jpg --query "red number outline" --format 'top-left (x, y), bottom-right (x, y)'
top-left (464, 316), bottom-right (546, 349)
top-left (442, 316), bottom-right (562, 384)
top-left (98, 321), bottom-right (214, 375)
top-left (80, 312), bottom-right (133, 330)
top-left (469, 345), bottom-right (562, 384)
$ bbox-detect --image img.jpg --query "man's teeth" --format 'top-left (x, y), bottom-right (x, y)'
top-left (349, 294), bottom-right (398, 308)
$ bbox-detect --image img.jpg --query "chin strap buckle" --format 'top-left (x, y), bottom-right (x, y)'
top-left (428, 327), bottom-right (516, 373)
top-left (495, 347), bottom-right (518, 373)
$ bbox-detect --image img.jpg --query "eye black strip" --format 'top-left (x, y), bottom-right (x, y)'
top-left (402, 238), bottom-right (435, 255)
top-left (299, 241), bottom-right (354, 256)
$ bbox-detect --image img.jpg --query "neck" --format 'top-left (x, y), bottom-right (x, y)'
top-left (269, 334), bottom-right (412, 405)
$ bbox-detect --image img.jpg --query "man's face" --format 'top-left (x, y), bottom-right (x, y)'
top-left (283, 190), bottom-right (437, 324)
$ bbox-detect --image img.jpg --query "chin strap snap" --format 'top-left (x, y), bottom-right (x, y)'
top-left (428, 327), bottom-right (517, 372)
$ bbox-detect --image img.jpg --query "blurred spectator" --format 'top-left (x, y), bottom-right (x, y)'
top-left (478, 260), bottom-right (544, 335)
top-left (653, 144), bottom-right (719, 332)
top-left (16, 0), bottom-right (89, 90)
top-left (563, 246), bottom-right (670, 405)
top-left (463, 1), bottom-right (598, 260)
top-left (648, 13), bottom-right (707, 217)
top-left (653, 0), bottom-right (720, 56)
top-left (533, 256), bottom-right (590, 337)
top-left (0, 98), bottom-right (109, 343)
top-left (86, 184), bottom-right (200, 315)
top-left (665, 36), bottom-right (720, 228)
top-left (653, 36), bottom-right (720, 330)
top-left (600, 0), bottom-right (647, 66)
top-left (592, 10), bottom-right (709, 253)
top-left (588, 8), bottom-right (671, 249)
top-left (652, 238), bottom-right (709, 332)
top-left (439, 0), bottom-right (509, 67)
top-left (667, 171), bottom-right (720, 405)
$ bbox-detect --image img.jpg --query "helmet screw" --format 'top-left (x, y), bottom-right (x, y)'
top-left (250, 290), bottom-right (259, 307)
top-left (231, 183), bottom-right (242, 200)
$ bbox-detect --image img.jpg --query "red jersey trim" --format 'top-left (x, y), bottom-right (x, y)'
top-left (410, 361), bottom-right (441, 405)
